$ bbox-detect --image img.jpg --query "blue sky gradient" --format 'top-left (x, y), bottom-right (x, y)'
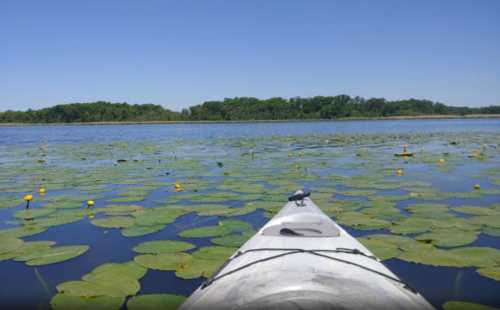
top-left (1, 0), bottom-right (499, 111)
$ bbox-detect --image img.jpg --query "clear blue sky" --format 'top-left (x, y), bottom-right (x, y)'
top-left (1, 0), bottom-right (499, 111)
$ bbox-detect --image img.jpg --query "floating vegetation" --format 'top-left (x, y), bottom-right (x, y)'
top-left (127, 294), bottom-right (186, 310)
top-left (1, 129), bottom-right (499, 308)
top-left (442, 301), bottom-right (499, 310)
top-left (335, 211), bottom-right (391, 230)
top-left (415, 229), bottom-right (480, 248)
top-left (91, 216), bottom-right (135, 229)
top-left (175, 246), bottom-right (236, 279)
top-left (134, 252), bottom-right (191, 271)
top-left (16, 245), bottom-right (89, 266)
top-left (476, 266), bottom-right (500, 281)
top-left (14, 208), bottom-right (56, 219)
top-left (56, 261), bottom-right (146, 298)
top-left (179, 219), bottom-right (253, 238)
top-left (133, 240), bottom-right (195, 254)
top-left (51, 294), bottom-right (124, 310)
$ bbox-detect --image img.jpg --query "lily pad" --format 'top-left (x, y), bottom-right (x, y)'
top-left (83, 261), bottom-right (147, 281)
top-left (336, 212), bottom-right (391, 230)
top-left (452, 206), bottom-right (499, 216)
top-left (127, 294), bottom-right (186, 310)
top-left (442, 301), bottom-right (499, 310)
top-left (17, 245), bottom-right (89, 266)
top-left (0, 237), bottom-right (24, 254)
top-left (14, 208), bottom-right (56, 219)
top-left (179, 225), bottom-right (231, 238)
top-left (398, 247), bottom-right (466, 267)
top-left (1, 241), bottom-right (55, 261)
top-left (108, 196), bottom-right (145, 203)
top-left (133, 240), bottom-right (195, 254)
top-left (133, 209), bottom-right (186, 226)
top-left (390, 217), bottom-right (434, 235)
top-left (483, 227), bottom-right (500, 237)
top-left (175, 256), bottom-right (223, 279)
top-left (57, 261), bottom-right (146, 298)
top-left (469, 215), bottom-right (500, 228)
top-left (192, 246), bottom-right (235, 261)
top-left (50, 294), bottom-right (124, 310)
top-left (416, 228), bottom-right (479, 248)
top-left (211, 232), bottom-right (254, 247)
top-left (134, 252), bottom-right (191, 271)
top-left (91, 216), bottom-right (135, 228)
top-left (101, 204), bottom-right (144, 216)
top-left (357, 236), bottom-right (401, 260)
top-left (476, 266), bottom-right (500, 281)
top-left (121, 225), bottom-right (166, 237)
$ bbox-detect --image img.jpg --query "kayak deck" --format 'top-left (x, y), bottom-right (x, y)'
top-left (181, 194), bottom-right (434, 310)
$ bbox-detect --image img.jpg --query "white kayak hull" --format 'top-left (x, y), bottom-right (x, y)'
top-left (181, 193), bottom-right (434, 310)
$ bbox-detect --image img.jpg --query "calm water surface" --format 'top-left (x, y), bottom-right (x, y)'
top-left (1, 119), bottom-right (499, 309)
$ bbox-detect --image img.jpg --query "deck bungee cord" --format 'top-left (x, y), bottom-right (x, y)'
top-left (201, 247), bottom-right (417, 293)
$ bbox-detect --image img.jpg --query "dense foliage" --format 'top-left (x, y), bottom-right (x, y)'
top-left (1, 96), bottom-right (499, 123)
top-left (186, 96), bottom-right (500, 120)
top-left (0, 102), bottom-right (181, 123)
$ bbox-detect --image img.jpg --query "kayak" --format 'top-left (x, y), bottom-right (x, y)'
top-left (180, 191), bottom-right (434, 310)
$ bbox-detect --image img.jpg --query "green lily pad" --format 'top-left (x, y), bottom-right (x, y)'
top-left (127, 294), bottom-right (186, 310)
top-left (469, 215), bottom-right (500, 228)
top-left (0, 237), bottom-right (24, 254)
top-left (175, 256), bottom-right (223, 279)
top-left (57, 281), bottom-right (132, 298)
top-left (198, 205), bottom-right (257, 217)
top-left (132, 209), bottom-right (186, 226)
top-left (399, 246), bottom-right (500, 268)
top-left (218, 219), bottom-right (253, 233)
top-left (452, 206), bottom-right (499, 216)
top-left (134, 253), bottom-right (191, 271)
top-left (91, 216), bottom-right (135, 228)
top-left (179, 225), bottom-right (231, 238)
top-left (483, 227), bottom-right (500, 237)
top-left (192, 246), bottom-right (235, 261)
top-left (477, 266), bottom-right (500, 281)
top-left (108, 196), bottom-right (145, 203)
top-left (1, 241), bottom-right (55, 261)
top-left (17, 245), bottom-right (89, 266)
top-left (83, 261), bottom-right (147, 281)
top-left (50, 294), bottom-right (124, 310)
top-left (443, 301), bottom-right (499, 310)
top-left (390, 217), bottom-right (434, 235)
top-left (447, 247), bottom-right (500, 267)
top-left (133, 240), bottom-right (195, 254)
top-left (121, 224), bottom-right (166, 237)
top-left (336, 211), bottom-right (391, 230)
top-left (101, 204), bottom-right (144, 216)
top-left (406, 203), bottom-right (453, 219)
top-left (211, 232), bottom-right (254, 247)
top-left (398, 247), bottom-right (466, 267)
top-left (416, 228), bottom-right (479, 248)
top-left (57, 261), bottom-right (146, 298)
top-left (357, 236), bottom-right (401, 260)
top-left (14, 208), bottom-right (56, 219)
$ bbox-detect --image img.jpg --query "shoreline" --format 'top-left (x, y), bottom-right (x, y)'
top-left (1, 114), bottom-right (499, 126)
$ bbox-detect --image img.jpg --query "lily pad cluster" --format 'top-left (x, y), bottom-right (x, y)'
top-left (0, 236), bottom-right (88, 266)
top-left (0, 130), bottom-right (499, 308)
top-left (52, 261), bottom-right (147, 309)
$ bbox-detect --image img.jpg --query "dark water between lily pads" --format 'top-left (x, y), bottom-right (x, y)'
top-left (1, 119), bottom-right (500, 309)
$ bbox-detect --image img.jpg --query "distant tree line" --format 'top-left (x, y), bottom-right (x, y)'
top-left (1, 96), bottom-right (499, 123)
top-left (0, 102), bottom-right (181, 123)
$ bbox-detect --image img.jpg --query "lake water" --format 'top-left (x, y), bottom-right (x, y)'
top-left (1, 119), bottom-right (499, 309)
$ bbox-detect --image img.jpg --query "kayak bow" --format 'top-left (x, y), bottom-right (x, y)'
top-left (181, 191), bottom-right (434, 310)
